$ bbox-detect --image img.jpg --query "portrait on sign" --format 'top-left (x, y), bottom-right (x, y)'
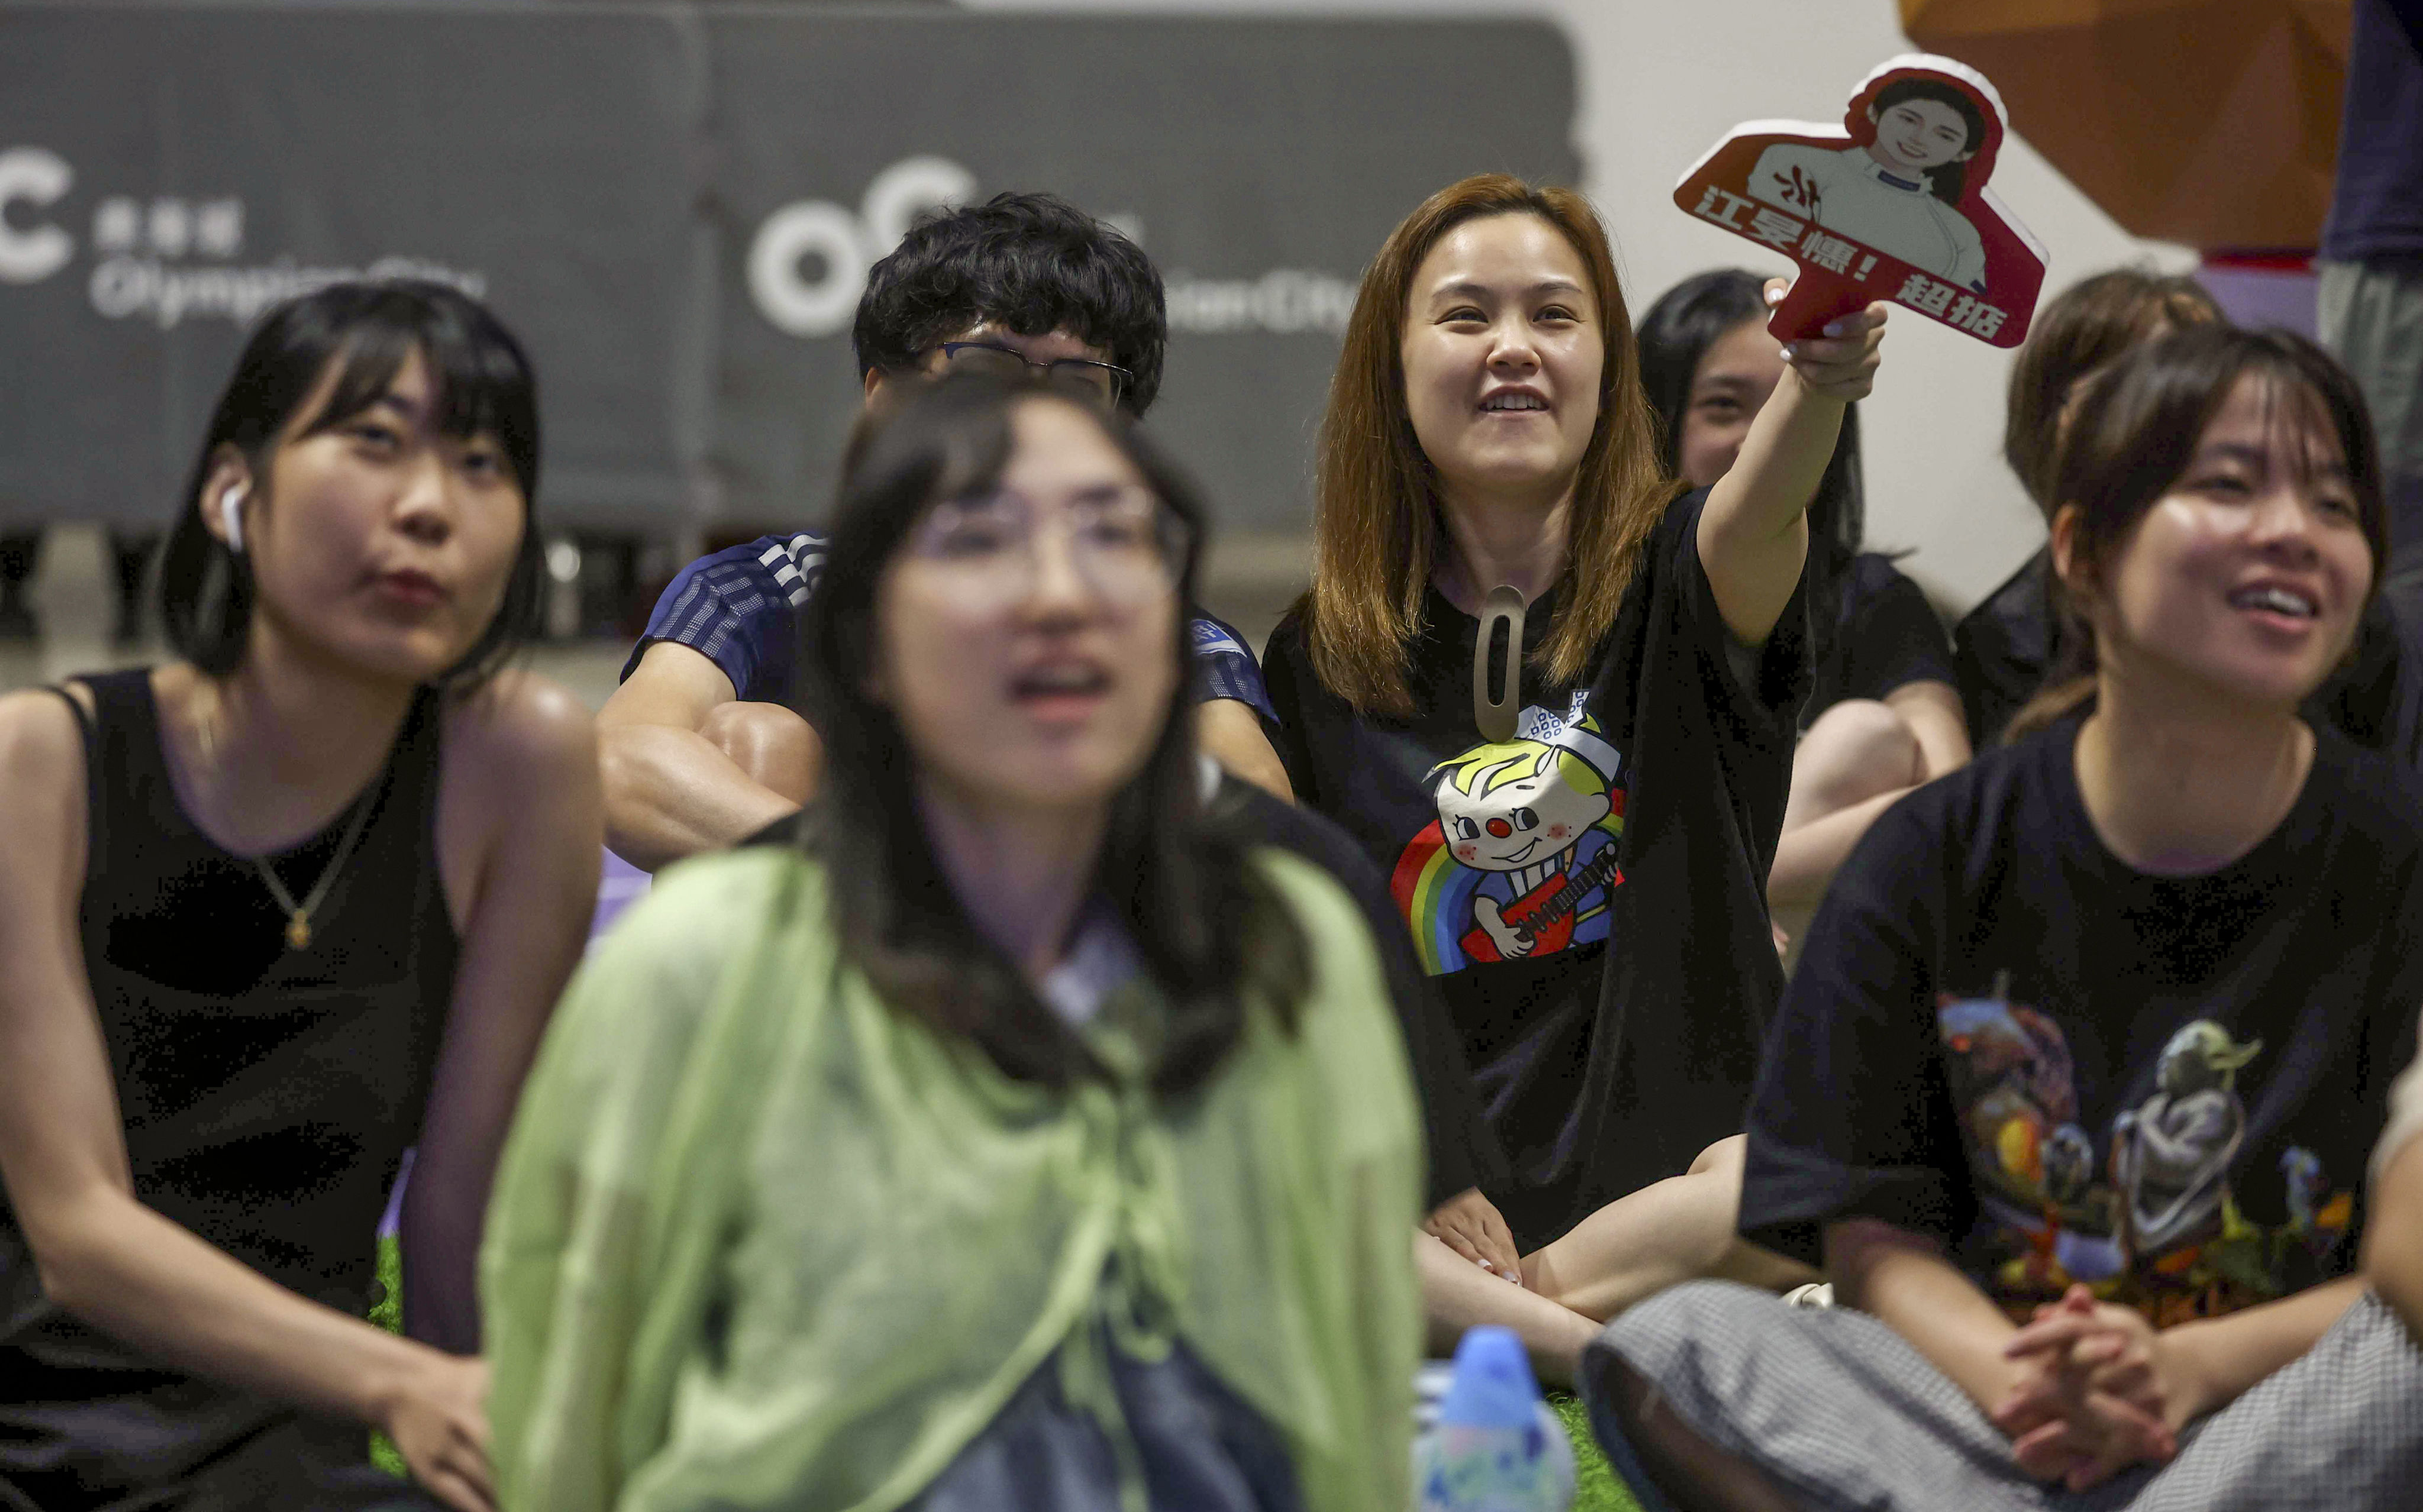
top-left (1673, 54), bottom-right (2046, 348)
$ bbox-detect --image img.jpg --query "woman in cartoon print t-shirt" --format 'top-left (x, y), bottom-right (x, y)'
top-left (1260, 173), bottom-right (1889, 1384)
top-left (1750, 76), bottom-right (1991, 292)
top-left (1583, 325), bottom-right (2423, 1510)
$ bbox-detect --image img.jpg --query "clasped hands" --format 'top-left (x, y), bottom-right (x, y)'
top-left (1990, 1283), bottom-right (2205, 1492)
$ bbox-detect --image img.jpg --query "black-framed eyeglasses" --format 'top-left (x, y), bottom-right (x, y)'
top-left (936, 341), bottom-right (1132, 409)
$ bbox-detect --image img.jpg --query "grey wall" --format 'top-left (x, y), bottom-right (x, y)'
top-left (0, 2), bottom-right (1578, 534)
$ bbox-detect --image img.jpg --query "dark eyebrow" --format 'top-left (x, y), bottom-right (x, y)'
top-left (1692, 373), bottom-right (1760, 394)
top-left (1429, 279), bottom-right (1589, 304)
top-left (2197, 440), bottom-right (2353, 481)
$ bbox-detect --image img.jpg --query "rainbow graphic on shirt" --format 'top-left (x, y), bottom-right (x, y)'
top-left (1390, 709), bottom-right (1627, 976)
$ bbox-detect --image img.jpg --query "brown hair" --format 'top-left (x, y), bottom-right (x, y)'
top-left (1302, 175), bottom-right (1682, 715)
top-left (2005, 325), bottom-right (2386, 739)
top-left (2003, 268), bottom-right (2221, 513)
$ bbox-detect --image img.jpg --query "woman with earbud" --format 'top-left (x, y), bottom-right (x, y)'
top-left (0, 281), bottom-right (601, 1512)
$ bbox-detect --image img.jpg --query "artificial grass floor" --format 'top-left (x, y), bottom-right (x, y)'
top-left (1551, 1392), bottom-right (1644, 1512)
top-left (376, 1236), bottom-right (1648, 1508)
top-left (370, 1237), bottom-right (406, 1477)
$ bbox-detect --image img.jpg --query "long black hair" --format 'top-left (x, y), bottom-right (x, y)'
top-left (1635, 268), bottom-right (1864, 661)
top-left (798, 371), bottom-right (1306, 1097)
top-left (1873, 77), bottom-right (1988, 206)
top-left (158, 279), bottom-right (546, 689)
top-left (2009, 325), bottom-right (2387, 739)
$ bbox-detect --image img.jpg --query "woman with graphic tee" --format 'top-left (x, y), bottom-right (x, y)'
top-left (1637, 269), bottom-right (1967, 950)
top-left (1260, 175), bottom-right (1887, 1378)
top-left (0, 283), bottom-right (601, 1511)
top-left (1586, 326), bottom-right (2423, 1509)
top-left (1749, 75), bottom-right (1992, 292)
top-left (484, 374), bottom-right (1421, 1512)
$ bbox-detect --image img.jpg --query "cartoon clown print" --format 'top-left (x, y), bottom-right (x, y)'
top-left (1391, 703), bottom-right (1626, 975)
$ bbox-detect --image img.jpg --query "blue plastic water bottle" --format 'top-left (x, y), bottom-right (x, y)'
top-left (1412, 1326), bottom-right (1576, 1511)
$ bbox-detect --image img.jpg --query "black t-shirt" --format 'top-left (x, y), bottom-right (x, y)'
top-left (1741, 718), bottom-right (2423, 1326)
top-left (1807, 551), bottom-right (1956, 728)
top-left (1951, 547), bottom-right (2055, 749)
top-left (740, 777), bottom-right (1506, 1214)
top-left (1263, 490), bottom-right (1810, 1249)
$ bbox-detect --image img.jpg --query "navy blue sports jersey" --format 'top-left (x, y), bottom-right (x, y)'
top-left (624, 532), bottom-right (1278, 723)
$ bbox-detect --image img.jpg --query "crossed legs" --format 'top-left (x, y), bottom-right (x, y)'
top-left (1422, 1138), bottom-right (1815, 1386)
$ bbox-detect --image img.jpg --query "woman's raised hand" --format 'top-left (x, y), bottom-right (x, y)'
top-left (1766, 279), bottom-right (1889, 404)
top-left (382, 1351), bottom-right (496, 1512)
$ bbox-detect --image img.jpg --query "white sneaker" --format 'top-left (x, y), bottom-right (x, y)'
top-left (1780, 1281), bottom-right (1835, 1309)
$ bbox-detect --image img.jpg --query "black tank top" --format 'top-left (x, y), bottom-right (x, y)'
top-left (0, 668), bottom-right (459, 1324)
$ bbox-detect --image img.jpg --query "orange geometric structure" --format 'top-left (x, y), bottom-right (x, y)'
top-left (1899, 0), bottom-right (2353, 248)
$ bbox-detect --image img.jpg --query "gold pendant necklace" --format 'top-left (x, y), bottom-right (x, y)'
top-left (197, 678), bottom-right (382, 952)
top-left (253, 781), bottom-right (380, 951)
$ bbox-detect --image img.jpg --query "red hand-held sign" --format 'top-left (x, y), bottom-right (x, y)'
top-left (1673, 54), bottom-right (2048, 350)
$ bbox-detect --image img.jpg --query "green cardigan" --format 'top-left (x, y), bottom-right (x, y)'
top-left (480, 845), bottom-right (1422, 1512)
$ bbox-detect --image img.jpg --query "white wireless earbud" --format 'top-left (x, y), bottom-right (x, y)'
top-left (218, 484), bottom-right (246, 555)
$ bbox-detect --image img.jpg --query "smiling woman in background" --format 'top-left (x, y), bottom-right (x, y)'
top-left (482, 373), bottom-right (1420, 1512)
top-left (0, 281), bottom-right (601, 1512)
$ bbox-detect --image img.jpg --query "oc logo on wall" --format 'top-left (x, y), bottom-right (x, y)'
top-left (746, 156), bottom-right (976, 338)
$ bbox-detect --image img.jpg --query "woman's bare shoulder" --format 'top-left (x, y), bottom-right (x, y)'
top-left (0, 686), bottom-right (88, 796)
top-left (441, 669), bottom-right (598, 789)
top-left (0, 689), bottom-right (91, 887)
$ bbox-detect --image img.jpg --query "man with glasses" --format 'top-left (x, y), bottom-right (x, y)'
top-left (599, 191), bottom-right (1291, 870)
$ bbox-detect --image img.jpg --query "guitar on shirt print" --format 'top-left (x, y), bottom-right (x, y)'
top-left (1463, 845), bottom-right (1624, 962)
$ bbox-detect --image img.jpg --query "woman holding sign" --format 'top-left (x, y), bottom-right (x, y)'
top-left (1260, 174), bottom-right (1886, 1379)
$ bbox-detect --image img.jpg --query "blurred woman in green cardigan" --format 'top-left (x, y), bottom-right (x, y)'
top-left (479, 372), bottom-right (1422, 1512)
